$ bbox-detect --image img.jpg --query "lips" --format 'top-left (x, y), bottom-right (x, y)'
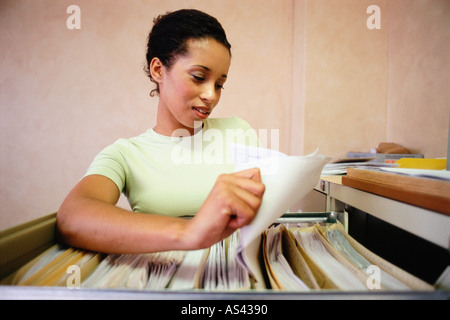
top-left (192, 106), bottom-right (211, 119)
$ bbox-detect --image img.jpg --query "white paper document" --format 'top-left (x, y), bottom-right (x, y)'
top-left (380, 167), bottom-right (450, 181)
top-left (231, 144), bottom-right (330, 286)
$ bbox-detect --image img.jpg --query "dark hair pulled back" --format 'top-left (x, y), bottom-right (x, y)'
top-left (145, 9), bottom-right (231, 97)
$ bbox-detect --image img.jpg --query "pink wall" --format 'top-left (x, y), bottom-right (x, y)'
top-left (0, 0), bottom-right (294, 229)
top-left (1, 0), bottom-right (448, 230)
top-left (302, 0), bottom-right (389, 157)
top-left (387, 0), bottom-right (450, 157)
top-left (299, 0), bottom-right (449, 158)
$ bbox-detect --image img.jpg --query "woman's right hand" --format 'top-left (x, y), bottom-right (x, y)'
top-left (184, 167), bottom-right (265, 249)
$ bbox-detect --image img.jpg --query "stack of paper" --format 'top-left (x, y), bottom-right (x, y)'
top-left (10, 222), bottom-right (434, 291)
top-left (324, 224), bottom-right (410, 290)
top-left (81, 251), bottom-right (185, 289)
top-left (292, 227), bottom-right (369, 290)
top-left (263, 225), bottom-right (311, 291)
top-left (322, 161), bottom-right (395, 176)
top-left (167, 249), bottom-right (208, 290)
top-left (13, 245), bottom-right (102, 287)
top-left (322, 223), bottom-right (433, 291)
top-left (200, 231), bottom-right (250, 291)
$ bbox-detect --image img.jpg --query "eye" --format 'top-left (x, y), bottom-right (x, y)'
top-left (215, 83), bottom-right (225, 90)
top-left (192, 74), bottom-right (205, 82)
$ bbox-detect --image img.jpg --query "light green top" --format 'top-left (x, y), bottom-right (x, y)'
top-left (85, 117), bottom-right (259, 217)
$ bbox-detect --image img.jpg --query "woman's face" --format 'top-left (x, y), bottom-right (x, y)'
top-left (152, 38), bottom-right (231, 136)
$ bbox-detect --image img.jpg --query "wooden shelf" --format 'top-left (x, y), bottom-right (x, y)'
top-left (342, 168), bottom-right (450, 216)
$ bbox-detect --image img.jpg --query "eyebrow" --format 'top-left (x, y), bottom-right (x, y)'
top-left (193, 65), bottom-right (227, 78)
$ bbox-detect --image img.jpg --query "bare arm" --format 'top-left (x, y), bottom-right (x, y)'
top-left (56, 168), bottom-right (264, 254)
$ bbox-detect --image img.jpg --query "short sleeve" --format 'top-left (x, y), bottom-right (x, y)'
top-left (84, 141), bottom-right (128, 193)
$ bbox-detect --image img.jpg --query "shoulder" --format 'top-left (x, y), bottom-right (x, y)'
top-left (93, 134), bottom-right (146, 163)
top-left (102, 130), bottom-right (153, 152)
top-left (96, 138), bottom-right (130, 157)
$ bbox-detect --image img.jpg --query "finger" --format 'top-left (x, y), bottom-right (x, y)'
top-left (233, 167), bottom-right (262, 182)
top-left (224, 190), bottom-right (262, 228)
top-left (216, 172), bottom-right (265, 198)
top-left (216, 174), bottom-right (265, 215)
top-left (233, 175), bottom-right (265, 198)
top-left (231, 185), bottom-right (264, 212)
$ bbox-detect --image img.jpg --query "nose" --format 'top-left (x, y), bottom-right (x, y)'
top-left (200, 83), bottom-right (218, 105)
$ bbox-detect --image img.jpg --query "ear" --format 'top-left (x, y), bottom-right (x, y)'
top-left (150, 57), bottom-right (164, 83)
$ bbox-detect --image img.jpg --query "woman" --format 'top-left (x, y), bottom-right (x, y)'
top-left (56, 9), bottom-right (265, 254)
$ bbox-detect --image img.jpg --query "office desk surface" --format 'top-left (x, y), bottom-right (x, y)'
top-left (342, 168), bottom-right (450, 215)
top-left (319, 173), bottom-right (450, 250)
